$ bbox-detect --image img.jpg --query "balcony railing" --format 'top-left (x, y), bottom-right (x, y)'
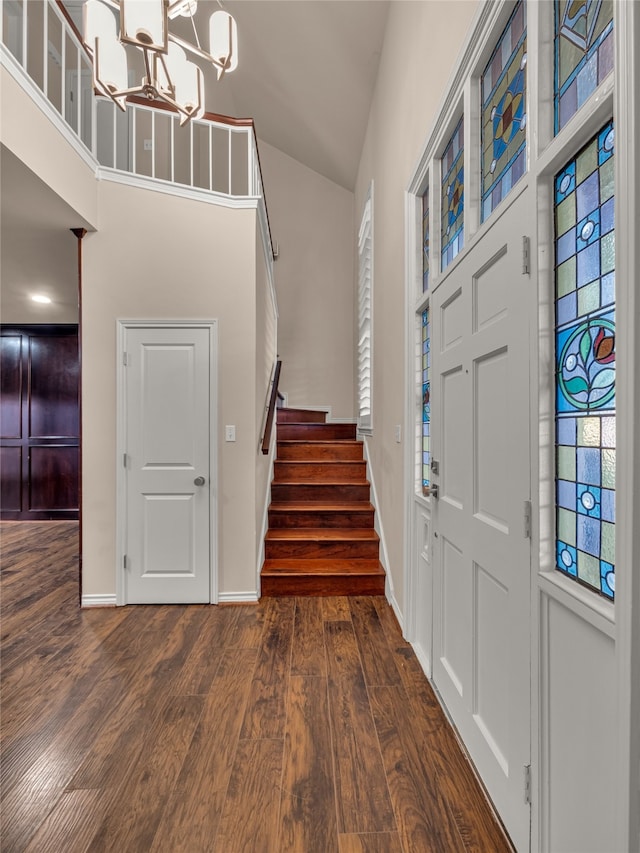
top-left (1, 0), bottom-right (274, 257)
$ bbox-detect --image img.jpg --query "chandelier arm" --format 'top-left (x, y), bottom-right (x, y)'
top-left (168, 32), bottom-right (226, 72)
top-left (156, 92), bottom-right (191, 118)
top-left (189, 13), bottom-right (202, 52)
top-left (142, 48), bottom-right (154, 85)
top-left (100, 83), bottom-right (145, 112)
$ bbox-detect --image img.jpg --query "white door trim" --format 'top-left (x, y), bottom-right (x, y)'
top-left (115, 319), bottom-right (219, 605)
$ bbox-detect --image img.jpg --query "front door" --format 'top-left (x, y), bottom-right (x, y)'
top-left (120, 323), bottom-right (214, 604)
top-left (430, 188), bottom-right (532, 851)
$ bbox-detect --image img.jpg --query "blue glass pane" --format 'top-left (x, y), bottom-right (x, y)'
top-left (422, 186), bottom-right (430, 292)
top-left (554, 120), bottom-right (615, 600)
top-left (481, 1), bottom-right (527, 221)
top-left (441, 118), bottom-right (464, 270)
top-left (554, 1), bottom-right (614, 133)
top-left (422, 309), bottom-right (430, 492)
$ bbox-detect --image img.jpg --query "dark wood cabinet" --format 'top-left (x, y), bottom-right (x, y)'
top-left (1, 326), bottom-right (79, 520)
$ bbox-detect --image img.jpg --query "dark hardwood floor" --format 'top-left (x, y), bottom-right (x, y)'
top-left (0, 521), bottom-right (513, 852)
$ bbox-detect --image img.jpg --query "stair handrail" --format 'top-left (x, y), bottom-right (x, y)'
top-left (261, 359), bottom-right (282, 455)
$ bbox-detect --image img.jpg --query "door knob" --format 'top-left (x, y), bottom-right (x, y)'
top-left (194, 476), bottom-right (206, 486)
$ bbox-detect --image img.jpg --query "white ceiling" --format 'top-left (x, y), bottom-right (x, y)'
top-left (219, 0), bottom-right (390, 190)
top-left (1, 1), bottom-right (390, 322)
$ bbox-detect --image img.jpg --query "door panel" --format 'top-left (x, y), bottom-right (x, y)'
top-left (431, 189), bottom-right (531, 852)
top-left (29, 445), bottom-right (79, 509)
top-left (124, 326), bottom-right (211, 604)
top-left (29, 335), bottom-right (80, 437)
top-left (1, 447), bottom-right (22, 511)
top-left (0, 336), bottom-right (22, 438)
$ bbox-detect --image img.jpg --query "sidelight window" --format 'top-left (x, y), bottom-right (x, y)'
top-left (554, 120), bottom-right (615, 599)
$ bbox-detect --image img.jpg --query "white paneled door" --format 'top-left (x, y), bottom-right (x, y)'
top-left (430, 189), bottom-right (532, 851)
top-left (121, 324), bottom-right (213, 604)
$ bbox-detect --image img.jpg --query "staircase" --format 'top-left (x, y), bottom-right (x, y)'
top-left (260, 408), bottom-right (385, 597)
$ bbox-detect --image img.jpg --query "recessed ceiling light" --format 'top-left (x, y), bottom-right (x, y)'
top-left (31, 295), bottom-right (52, 304)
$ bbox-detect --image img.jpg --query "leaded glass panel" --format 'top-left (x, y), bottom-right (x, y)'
top-left (554, 0), bottom-right (614, 133)
top-left (555, 120), bottom-right (615, 600)
top-left (481, 1), bottom-right (527, 222)
top-left (441, 118), bottom-right (464, 271)
top-left (422, 185), bottom-right (430, 292)
top-left (422, 309), bottom-right (431, 493)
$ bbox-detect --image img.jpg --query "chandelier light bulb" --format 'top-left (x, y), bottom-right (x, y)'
top-left (120, 0), bottom-right (167, 53)
top-left (210, 10), bottom-right (237, 78)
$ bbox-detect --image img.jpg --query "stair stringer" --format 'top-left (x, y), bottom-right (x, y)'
top-left (360, 433), bottom-right (403, 632)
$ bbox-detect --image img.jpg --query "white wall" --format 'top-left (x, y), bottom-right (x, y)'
top-left (354, 0), bottom-right (479, 616)
top-left (1, 66), bottom-right (98, 230)
top-left (81, 181), bottom-right (261, 599)
top-left (259, 141), bottom-right (355, 418)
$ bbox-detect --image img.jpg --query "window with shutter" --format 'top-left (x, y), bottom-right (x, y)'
top-left (358, 187), bottom-right (373, 432)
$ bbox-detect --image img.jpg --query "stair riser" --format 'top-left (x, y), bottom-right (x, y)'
top-left (265, 540), bottom-right (380, 559)
top-left (268, 510), bottom-right (375, 528)
top-left (261, 574), bottom-right (386, 597)
top-left (270, 483), bottom-right (370, 502)
top-left (277, 442), bottom-right (364, 461)
top-left (277, 409), bottom-right (327, 424)
top-left (277, 424), bottom-right (357, 441)
top-left (274, 462), bottom-right (367, 482)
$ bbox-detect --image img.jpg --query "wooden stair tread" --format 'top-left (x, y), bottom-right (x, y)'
top-left (265, 528), bottom-right (379, 541)
top-left (272, 479), bottom-right (369, 485)
top-left (268, 501), bottom-right (374, 511)
top-left (262, 558), bottom-right (384, 575)
top-left (277, 440), bottom-right (363, 445)
top-left (276, 407), bottom-right (328, 423)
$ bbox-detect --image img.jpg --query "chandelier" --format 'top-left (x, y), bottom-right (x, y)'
top-left (82, 0), bottom-right (238, 125)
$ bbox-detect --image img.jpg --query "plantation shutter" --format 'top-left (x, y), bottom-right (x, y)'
top-left (357, 191), bottom-right (373, 431)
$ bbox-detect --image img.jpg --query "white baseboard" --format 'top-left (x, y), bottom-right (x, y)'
top-left (387, 588), bottom-right (404, 634)
top-left (218, 591), bottom-right (259, 604)
top-left (81, 594), bottom-right (117, 608)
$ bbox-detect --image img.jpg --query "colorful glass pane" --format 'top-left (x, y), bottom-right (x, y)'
top-left (481, 1), bottom-right (527, 222)
top-left (554, 0), bottom-right (614, 133)
top-left (441, 118), bottom-right (464, 271)
top-left (422, 185), bottom-right (430, 292)
top-left (422, 309), bottom-right (430, 493)
top-left (555, 120), bottom-right (615, 600)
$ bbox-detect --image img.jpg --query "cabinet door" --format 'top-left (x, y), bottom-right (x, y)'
top-left (1, 326), bottom-right (79, 520)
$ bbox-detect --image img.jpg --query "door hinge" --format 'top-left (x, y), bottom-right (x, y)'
top-left (123, 554), bottom-right (129, 570)
top-left (122, 351), bottom-right (129, 366)
top-left (123, 453), bottom-right (128, 468)
top-left (524, 764), bottom-right (532, 804)
top-left (522, 236), bottom-right (530, 275)
top-left (523, 500), bottom-right (532, 539)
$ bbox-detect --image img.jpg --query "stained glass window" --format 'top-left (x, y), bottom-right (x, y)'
top-left (554, 0), bottom-right (614, 134)
top-left (555, 120), bottom-right (615, 600)
top-left (422, 185), bottom-right (430, 292)
top-left (441, 118), bottom-right (464, 271)
top-left (422, 309), bottom-right (431, 493)
top-left (481, 1), bottom-right (527, 222)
